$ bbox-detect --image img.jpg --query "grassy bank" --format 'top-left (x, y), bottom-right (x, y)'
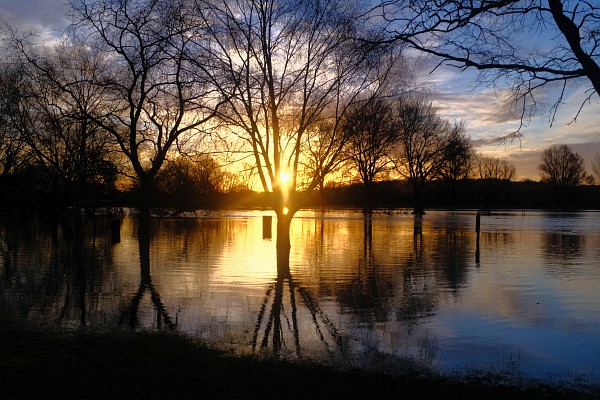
top-left (0, 329), bottom-right (597, 399)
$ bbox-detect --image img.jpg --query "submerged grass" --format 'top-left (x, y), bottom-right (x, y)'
top-left (0, 328), bottom-right (597, 400)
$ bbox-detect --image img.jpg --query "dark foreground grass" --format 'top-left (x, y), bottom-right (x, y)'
top-left (0, 329), bottom-right (597, 400)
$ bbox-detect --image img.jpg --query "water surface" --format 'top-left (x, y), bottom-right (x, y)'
top-left (1, 209), bottom-right (599, 383)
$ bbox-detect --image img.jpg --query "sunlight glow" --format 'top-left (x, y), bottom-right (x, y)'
top-left (283, 207), bottom-right (289, 215)
top-left (279, 171), bottom-right (291, 188)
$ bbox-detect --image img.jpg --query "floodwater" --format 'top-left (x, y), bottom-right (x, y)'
top-left (1, 209), bottom-right (599, 384)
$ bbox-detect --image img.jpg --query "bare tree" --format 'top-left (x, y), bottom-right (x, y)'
top-left (440, 121), bottom-right (473, 181)
top-left (389, 97), bottom-right (451, 215)
top-left (0, 61), bottom-right (30, 188)
top-left (539, 144), bottom-right (586, 185)
top-left (303, 52), bottom-right (406, 208)
top-left (64, 0), bottom-right (223, 222)
top-left (539, 144), bottom-right (587, 207)
top-left (196, 0), bottom-right (389, 252)
top-left (342, 98), bottom-right (396, 207)
top-left (592, 153), bottom-right (600, 182)
top-left (439, 122), bottom-right (473, 208)
top-left (154, 155), bottom-right (222, 212)
top-left (476, 156), bottom-right (517, 181)
top-left (300, 121), bottom-right (340, 203)
top-left (475, 155), bottom-right (516, 209)
top-left (17, 43), bottom-right (119, 208)
top-left (370, 1), bottom-right (600, 136)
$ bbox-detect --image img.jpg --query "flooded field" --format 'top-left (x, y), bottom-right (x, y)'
top-left (1, 209), bottom-right (599, 384)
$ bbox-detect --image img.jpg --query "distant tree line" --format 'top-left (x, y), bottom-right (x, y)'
top-left (302, 179), bottom-right (600, 211)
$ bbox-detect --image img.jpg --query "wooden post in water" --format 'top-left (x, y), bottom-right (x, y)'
top-left (111, 218), bottom-right (121, 243)
top-left (475, 211), bottom-right (481, 265)
top-left (263, 215), bottom-right (272, 239)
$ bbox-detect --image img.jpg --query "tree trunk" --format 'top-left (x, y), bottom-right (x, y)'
top-left (412, 184), bottom-right (425, 215)
top-left (276, 211), bottom-right (293, 258)
top-left (548, 0), bottom-right (600, 96)
top-left (363, 180), bottom-right (373, 211)
top-left (319, 179), bottom-right (325, 211)
top-left (137, 175), bottom-right (155, 234)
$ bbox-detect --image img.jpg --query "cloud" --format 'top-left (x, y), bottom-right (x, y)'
top-left (414, 60), bottom-right (600, 180)
top-left (0, 0), bottom-right (69, 37)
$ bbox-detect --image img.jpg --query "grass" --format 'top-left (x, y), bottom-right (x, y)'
top-left (0, 328), bottom-right (597, 400)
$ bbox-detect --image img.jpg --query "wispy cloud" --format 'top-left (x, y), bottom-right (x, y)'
top-left (1, 0), bottom-right (68, 37)
top-left (418, 62), bottom-right (600, 180)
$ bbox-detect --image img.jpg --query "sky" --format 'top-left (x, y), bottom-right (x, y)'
top-left (2, 0), bottom-right (599, 181)
top-left (426, 62), bottom-right (600, 181)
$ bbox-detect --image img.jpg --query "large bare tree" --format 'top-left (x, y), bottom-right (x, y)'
top-left (370, 0), bottom-right (600, 135)
top-left (389, 97), bottom-right (456, 215)
top-left (65, 0), bottom-right (223, 221)
top-left (196, 0), bottom-right (389, 252)
top-left (342, 98), bottom-right (396, 207)
top-left (539, 144), bottom-right (587, 185)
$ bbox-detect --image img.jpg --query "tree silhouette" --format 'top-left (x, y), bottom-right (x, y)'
top-left (0, 62), bottom-right (30, 203)
top-left (439, 122), bottom-right (473, 208)
top-left (343, 99), bottom-right (396, 209)
top-left (12, 43), bottom-right (119, 209)
top-left (389, 97), bottom-right (457, 214)
top-left (371, 0), bottom-right (600, 136)
top-left (198, 0), bottom-right (392, 252)
top-left (66, 0), bottom-right (223, 223)
top-left (538, 144), bottom-right (587, 207)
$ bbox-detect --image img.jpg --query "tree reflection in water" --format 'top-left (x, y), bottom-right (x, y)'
top-left (0, 213), bottom-right (120, 329)
top-left (119, 218), bottom-right (176, 331)
top-left (394, 215), bottom-right (437, 323)
top-left (543, 232), bottom-right (584, 263)
top-left (337, 213), bottom-right (394, 327)
top-left (252, 242), bottom-right (349, 359)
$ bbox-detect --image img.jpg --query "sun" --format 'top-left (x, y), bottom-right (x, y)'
top-left (278, 170), bottom-right (292, 214)
top-left (279, 171), bottom-right (291, 189)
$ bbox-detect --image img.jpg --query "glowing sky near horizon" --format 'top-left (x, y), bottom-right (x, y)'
top-left (2, 0), bottom-right (598, 181)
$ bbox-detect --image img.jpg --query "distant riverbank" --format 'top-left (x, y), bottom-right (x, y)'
top-left (1, 329), bottom-right (597, 399)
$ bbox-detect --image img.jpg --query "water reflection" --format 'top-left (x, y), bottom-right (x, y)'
top-left (543, 232), bottom-right (585, 263)
top-left (253, 234), bottom-right (350, 359)
top-left (0, 214), bottom-right (120, 330)
top-left (1, 210), bottom-right (599, 383)
top-left (119, 223), bottom-right (176, 330)
top-left (395, 216), bottom-right (438, 323)
top-left (336, 214), bottom-right (394, 327)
